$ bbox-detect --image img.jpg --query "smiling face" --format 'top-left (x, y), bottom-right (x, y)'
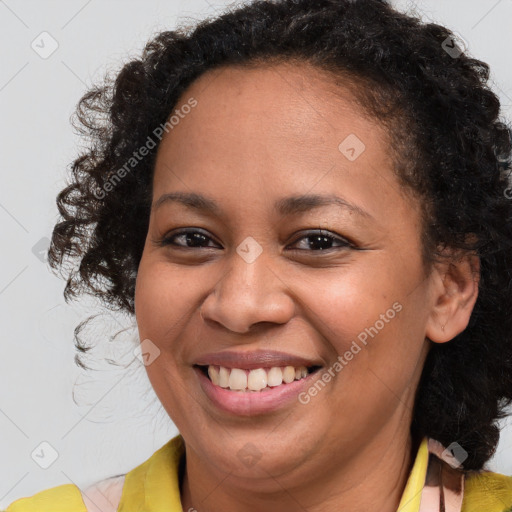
top-left (134, 61), bottom-right (436, 491)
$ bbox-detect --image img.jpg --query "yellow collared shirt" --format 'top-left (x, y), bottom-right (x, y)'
top-left (5, 435), bottom-right (512, 512)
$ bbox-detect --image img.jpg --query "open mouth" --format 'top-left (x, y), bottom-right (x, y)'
top-left (195, 364), bottom-right (323, 392)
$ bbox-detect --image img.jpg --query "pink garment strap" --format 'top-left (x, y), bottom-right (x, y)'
top-left (418, 439), bottom-right (465, 512)
top-left (80, 475), bottom-right (126, 512)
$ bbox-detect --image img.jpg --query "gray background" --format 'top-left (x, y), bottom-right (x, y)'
top-left (1, 0), bottom-right (511, 506)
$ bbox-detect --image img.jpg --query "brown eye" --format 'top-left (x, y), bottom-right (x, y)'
top-left (288, 230), bottom-right (354, 252)
top-left (158, 229), bottom-right (221, 249)
top-left (157, 228), bottom-right (354, 253)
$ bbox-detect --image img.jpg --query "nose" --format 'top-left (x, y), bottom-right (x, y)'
top-left (199, 249), bottom-right (296, 334)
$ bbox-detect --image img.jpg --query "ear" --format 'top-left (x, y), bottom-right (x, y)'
top-left (425, 249), bottom-right (480, 344)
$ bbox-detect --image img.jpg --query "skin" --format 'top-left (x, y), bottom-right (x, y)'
top-left (134, 61), bottom-right (480, 512)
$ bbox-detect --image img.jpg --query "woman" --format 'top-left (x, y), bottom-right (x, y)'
top-left (5, 0), bottom-right (512, 511)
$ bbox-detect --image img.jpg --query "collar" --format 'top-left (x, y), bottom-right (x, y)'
top-left (118, 434), bottom-right (185, 511)
top-left (398, 437), bottom-right (430, 511)
top-left (118, 434), bottom-right (460, 512)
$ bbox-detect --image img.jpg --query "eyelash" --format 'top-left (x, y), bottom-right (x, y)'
top-left (157, 228), bottom-right (355, 253)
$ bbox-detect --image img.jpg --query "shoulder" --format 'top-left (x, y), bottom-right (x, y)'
top-left (4, 483), bottom-right (86, 512)
top-left (462, 470), bottom-right (512, 512)
top-left (4, 475), bottom-right (126, 512)
top-left (2, 436), bottom-right (184, 512)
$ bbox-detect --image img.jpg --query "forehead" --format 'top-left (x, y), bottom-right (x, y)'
top-left (155, 61), bottom-right (392, 171)
top-left (151, 60), bottom-right (412, 224)
top-left (172, 60), bottom-right (382, 140)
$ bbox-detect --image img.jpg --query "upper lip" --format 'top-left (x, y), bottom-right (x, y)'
top-left (193, 349), bottom-right (323, 370)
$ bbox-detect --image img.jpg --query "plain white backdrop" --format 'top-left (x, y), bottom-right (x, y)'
top-left (1, 0), bottom-right (511, 507)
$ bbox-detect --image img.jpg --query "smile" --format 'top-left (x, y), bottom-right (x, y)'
top-left (198, 364), bottom-right (322, 392)
top-left (194, 364), bottom-right (324, 415)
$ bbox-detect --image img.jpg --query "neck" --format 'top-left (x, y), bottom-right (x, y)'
top-left (179, 426), bottom-right (419, 512)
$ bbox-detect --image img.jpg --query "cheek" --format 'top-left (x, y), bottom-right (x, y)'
top-left (297, 263), bottom-right (400, 345)
top-left (298, 261), bottom-right (426, 396)
top-left (134, 257), bottom-right (203, 339)
top-left (133, 258), bottom-right (202, 422)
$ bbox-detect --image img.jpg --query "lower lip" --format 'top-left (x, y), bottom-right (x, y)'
top-left (194, 366), bottom-right (322, 416)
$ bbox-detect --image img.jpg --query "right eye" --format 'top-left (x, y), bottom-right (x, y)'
top-left (157, 229), bottom-right (221, 249)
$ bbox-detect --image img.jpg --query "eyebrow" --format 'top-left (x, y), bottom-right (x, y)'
top-left (152, 191), bottom-right (373, 220)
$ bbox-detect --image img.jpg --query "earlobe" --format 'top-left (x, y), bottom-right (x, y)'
top-left (425, 251), bottom-right (480, 344)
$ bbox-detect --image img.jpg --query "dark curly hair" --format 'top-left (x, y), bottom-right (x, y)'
top-left (47, 0), bottom-right (512, 472)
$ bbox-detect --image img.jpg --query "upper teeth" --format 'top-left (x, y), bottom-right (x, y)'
top-left (207, 365), bottom-right (309, 391)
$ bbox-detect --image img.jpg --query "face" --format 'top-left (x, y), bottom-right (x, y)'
top-left (135, 62), bottom-right (435, 484)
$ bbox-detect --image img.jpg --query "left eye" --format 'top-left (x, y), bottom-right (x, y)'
top-left (159, 229), bottom-right (352, 252)
top-left (289, 231), bottom-right (352, 251)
